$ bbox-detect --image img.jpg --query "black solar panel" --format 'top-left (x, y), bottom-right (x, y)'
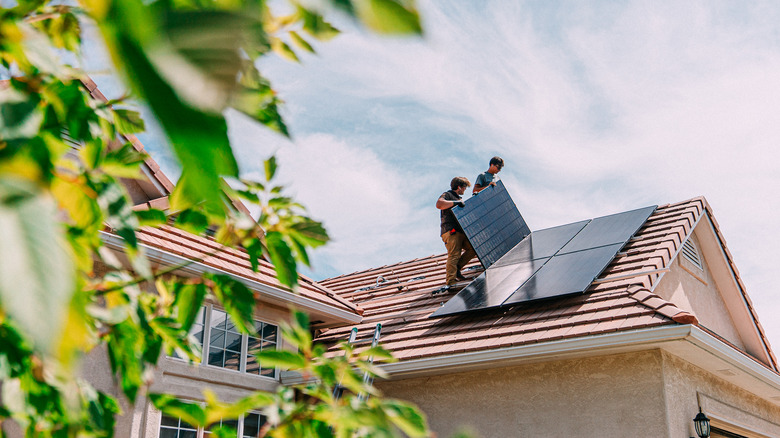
top-left (559, 206), bottom-right (656, 254)
top-left (502, 243), bottom-right (623, 305)
top-left (430, 257), bottom-right (550, 317)
top-left (453, 180), bottom-right (530, 269)
top-left (491, 220), bottom-right (589, 267)
top-left (431, 193), bottom-right (657, 319)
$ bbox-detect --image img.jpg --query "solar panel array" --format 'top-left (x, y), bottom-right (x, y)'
top-left (452, 180), bottom-right (531, 269)
top-left (431, 202), bottom-right (656, 318)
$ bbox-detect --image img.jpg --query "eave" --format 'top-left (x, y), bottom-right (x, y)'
top-left (100, 231), bottom-right (362, 325)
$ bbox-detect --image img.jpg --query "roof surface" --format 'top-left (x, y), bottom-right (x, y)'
top-left (316, 198), bottom-right (774, 368)
top-left (133, 225), bottom-right (362, 316)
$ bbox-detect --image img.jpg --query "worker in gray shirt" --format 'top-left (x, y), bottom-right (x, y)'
top-left (473, 156), bottom-right (504, 194)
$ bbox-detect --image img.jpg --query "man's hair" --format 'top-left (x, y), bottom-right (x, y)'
top-left (489, 156), bottom-right (504, 168)
top-left (450, 177), bottom-right (471, 190)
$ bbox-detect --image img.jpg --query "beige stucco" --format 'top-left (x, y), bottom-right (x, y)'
top-left (377, 349), bottom-right (780, 437)
top-left (377, 350), bottom-right (668, 437)
top-left (654, 231), bottom-right (746, 350)
top-left (661, 351), bottom-right (780, 437)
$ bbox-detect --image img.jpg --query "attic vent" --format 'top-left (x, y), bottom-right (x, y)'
top-left (682, 239), bottom-right (703, 270)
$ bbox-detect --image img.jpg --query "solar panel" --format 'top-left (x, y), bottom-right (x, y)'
top-left (453, 180), bottom-right (531, 269)
top-left (430, 257), bottom-right (550, 317)
top-left (491, 220), bottom-right (589, 267)
top-left (559, 206), bottom-right (656, 254)
top-left (502, 243), bottom-right (623, 305)
top-left (431, 192), bottom-right (657, 318)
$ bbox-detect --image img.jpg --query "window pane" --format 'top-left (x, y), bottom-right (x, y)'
top-left (159, 428), bottom-right (178, 438)
top-left (208, 348), bottom-right (225, 367)
top-left (260, 366), bottom-right (275, 378)
top-left (224, 350), bottom-right (240, 371)
top-left (225, 331), bottom-right (242, 352)
top-left (243, 412), bottom-right (266, 438)
top-left (246, 354), bottom-right (259, 375)
top-left (211, 309), bottom-right (227, 330)
top-left (210, 328), bottom-right (226, 349)
top-left (261, 324), bottom-right (277, 341)
top-left (179, 430), bottom-right (197, 438)
top-left (161, 414), bottom-right (179, 427)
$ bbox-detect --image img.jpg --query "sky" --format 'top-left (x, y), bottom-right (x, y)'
top-left (84, 1), bottom-right (780, 346)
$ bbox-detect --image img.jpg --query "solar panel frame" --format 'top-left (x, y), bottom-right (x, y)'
top-left (453, 180), bottom-right (531, 269)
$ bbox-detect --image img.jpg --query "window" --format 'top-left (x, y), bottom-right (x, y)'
top-left (208, 309), bottom-right (243, 371)
top-left (246, 321), bottom-right (278, 377)
top-left (169, 305), bottom-right (279, 379)
top-left (159, 412), bottom-right (266, 438)
top-left (682, 238), bottom-right (703, 270)
top-left (159, 413), bottom-right (198, 438)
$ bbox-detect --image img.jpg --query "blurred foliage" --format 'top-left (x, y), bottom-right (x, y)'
top-left (0, 0), bottom-right (425, 435)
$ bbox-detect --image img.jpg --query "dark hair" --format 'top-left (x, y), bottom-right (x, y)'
top-left (489, 156), bottom-right (504, 168)
top-left (450, 176), bottom-right (471, 190)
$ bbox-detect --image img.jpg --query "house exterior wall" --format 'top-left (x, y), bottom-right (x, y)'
top-left (376, 350), bottom-right (669, 438)
top-left (654, 232), bottom-right (745, 350)
top-left (661, 351), bottom-right (780, 437)
top-left (77, 298), bottom-right (291, 437)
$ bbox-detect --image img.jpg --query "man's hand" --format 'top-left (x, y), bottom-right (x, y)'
top-left (453, 200), bottom-right (465, 208)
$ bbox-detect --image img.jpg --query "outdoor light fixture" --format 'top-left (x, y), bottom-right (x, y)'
top-left (693, 409), bottom-right (711, 438)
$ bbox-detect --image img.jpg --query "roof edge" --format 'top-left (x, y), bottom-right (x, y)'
top-left (100, 231), bottom-right (363, 324)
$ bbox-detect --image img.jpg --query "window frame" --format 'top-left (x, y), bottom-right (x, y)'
top-left (168, 304), bottom-right (280, 380)
top-left (159, 408), bottom-right (266, 438)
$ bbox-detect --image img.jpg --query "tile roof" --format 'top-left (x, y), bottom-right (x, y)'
top-left (130, 225), bottom-right (362, 317)
top-left (315, 198), bottom-right (772, 365)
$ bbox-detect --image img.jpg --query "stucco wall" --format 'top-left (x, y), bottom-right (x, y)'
top-left (661, 351), bottom-right (780, 437)
top-left (376, 350), bottom-right (669, 437)
top-left (653, 232), bottom-right (745, 349)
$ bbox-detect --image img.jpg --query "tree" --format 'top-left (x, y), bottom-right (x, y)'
top-left (0, 0), bottom-right (428, 435)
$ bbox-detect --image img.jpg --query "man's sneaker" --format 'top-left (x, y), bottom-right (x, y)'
top-left (456, 271), bottom-right (467, 281)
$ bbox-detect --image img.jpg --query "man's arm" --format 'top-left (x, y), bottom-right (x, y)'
top-left (473, 184), bottom-right (484, 194)
top-left (436, 194), bottom-right (464, 209)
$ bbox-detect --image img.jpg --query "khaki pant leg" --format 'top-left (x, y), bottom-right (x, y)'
top-left (442, 232), bottom-right (462, 285)
top-left (456, 233), bottom-right (477, 271)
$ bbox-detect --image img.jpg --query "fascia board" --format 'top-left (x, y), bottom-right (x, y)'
top-left (377, 325), bottom-right (693, 380)
top-left (687, 325), bottom-right (780, 391)
top-left (99, 231), bottom-right (362, 324)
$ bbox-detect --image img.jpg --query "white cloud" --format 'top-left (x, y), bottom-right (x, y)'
top-left (228, 1), bottom-right (780, 345)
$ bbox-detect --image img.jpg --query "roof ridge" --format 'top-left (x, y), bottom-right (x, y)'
top-left (626, 286), bottom-right (698, 325)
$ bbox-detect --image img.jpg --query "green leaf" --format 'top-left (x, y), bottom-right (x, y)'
top-left (102, 142), bottom-right (147, 179)
top-left (0, 86), bottom-right (43, 140)
top-left (0, 178), bottom-right (74, 354)
top-left (113, 108), bottom-right (146, 134)
top-left (354, 0), bottom-right (423, 35)
top-left (289, 219), bottom-right (329, 248)
top-left (264, 156), bottom-right (277, 182)
top-left (173, 282), bottom-right (207, 331)
top-left (150, 394), bottom-right (207, 427)
top-left (208, 274), bottom-right (255, 334)
top-left (174, 209), bottom-right (209, 234)
top-left (135, 208), bottom-right (167, 226)
top-left (383, 400), bottom-right (428, 437)
top-left (299, 7), bottom-right (340, 41)
top-left (106, 319), bottom-right (145, 400)
top-left (244, 238), bottom-right (263, 272)
top-left (271, 37), bottom-right (300, 62)
top-left (98, 1), bottom-right (239, 214)
top-left (289, 31), bottom-right (315, 53)
top-left (265, 231), bottom-right (297, 289)
top-left (253, 350), bottom-right (305, 370)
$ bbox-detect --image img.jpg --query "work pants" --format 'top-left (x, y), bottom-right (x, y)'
top-left (441, 231), bottom-right (476, 285)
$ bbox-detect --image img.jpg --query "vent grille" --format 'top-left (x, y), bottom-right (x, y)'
top-left (682, 239), bottom-right (703, 270)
